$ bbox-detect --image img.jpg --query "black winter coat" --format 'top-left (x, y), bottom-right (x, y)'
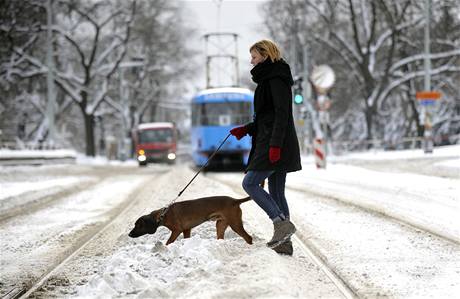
top-left (245, 59), bottom-right (302, 173)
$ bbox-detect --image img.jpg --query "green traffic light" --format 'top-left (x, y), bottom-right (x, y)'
top-left (294, 94), bottom-right (304, 104)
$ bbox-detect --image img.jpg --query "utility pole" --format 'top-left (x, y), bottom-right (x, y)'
top-left (46, 0), bottom-right (56, 144)
top-left (422, 0), bottom-right (433, 153)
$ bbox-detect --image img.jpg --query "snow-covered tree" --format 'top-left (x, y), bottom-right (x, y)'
top-left (1, 0), bottom-right (197, 156)
top-left (262, 0), bottom-right (460, 147)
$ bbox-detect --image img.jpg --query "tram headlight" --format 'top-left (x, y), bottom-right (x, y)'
top-left (167, 153), bottom-right (176, 160)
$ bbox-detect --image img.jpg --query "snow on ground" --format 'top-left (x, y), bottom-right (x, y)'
top-left (0, 145), bottom-right (459, 298)
top-left (0, 149), bottom-right (77, 159)
top-left (329, 144), bottom-right (459, 161)
top-left (289, 162), bottom-right (459, 242)
top-left (65, 144), bottom-right (459, 298)
top-left (0, 170), bottom-right (150, 296)
top-left (65, 165), bottom-right (343, 298)
top-left (0, 176), bottom-right (88, 200)
top-left (435, 157), bottom-right (460, 168)
top-left (75, 154), bottom-right (138, 166)
top-left (294, 145), bottom-right (459, 242)
top-left (288, 188), bottom-right (460, 298)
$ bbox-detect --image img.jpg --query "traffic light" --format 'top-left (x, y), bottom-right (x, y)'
top-left (293, 77), bottom-right (303, 104)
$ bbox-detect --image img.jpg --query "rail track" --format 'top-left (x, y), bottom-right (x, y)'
top-left (209, 171), bottom-right (458, 245)
top-left (1, 170), bottom-right (170, 299)
top-left (0, 179), bottom-right (100, 223)
top-left (286, 182), bottom-right (459, 245)
top-left (211, 176), bottom-right (359, 299)
top-left (210, 173), bottom-right (460, 298)
top-left (3, 164), bottom-right (457, 298)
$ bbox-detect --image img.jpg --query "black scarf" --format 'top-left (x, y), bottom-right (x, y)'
top-left (250, 59), bottom-right (294, 86)
top-left (251, 59), bottom-right (275, 84)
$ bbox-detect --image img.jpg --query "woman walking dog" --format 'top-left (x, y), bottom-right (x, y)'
top-left (230, 39), bottom-right (302, 255)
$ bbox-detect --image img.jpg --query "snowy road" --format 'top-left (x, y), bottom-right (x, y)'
top-left (0, 164), bottom-right (163, 298)
top-left (0, 146), bottom-right (459, 298)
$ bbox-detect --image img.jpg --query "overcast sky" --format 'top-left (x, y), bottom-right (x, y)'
top-left (180, 0), bottom-right (269, 90)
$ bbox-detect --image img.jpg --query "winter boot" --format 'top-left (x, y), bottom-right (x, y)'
top-left (266, 219), bottom-right (296, 248)
top-left (272, 238), bottom-right (293, 256)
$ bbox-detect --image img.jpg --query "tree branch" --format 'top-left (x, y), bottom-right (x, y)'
top-left (378, 64), bottom-right (460, 110)
top-left (348, 0), bottom-right (364, 57)
top-left (390, 49), bottom-right (460, 73)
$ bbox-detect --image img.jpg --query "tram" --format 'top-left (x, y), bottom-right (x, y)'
top-left (191, 87), bottom-right (253, 168)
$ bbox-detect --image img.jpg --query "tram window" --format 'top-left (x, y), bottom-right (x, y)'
top-left (192, 104), bottom-right (201, 126)
top-left (193, 102), bottom-right (252, 126)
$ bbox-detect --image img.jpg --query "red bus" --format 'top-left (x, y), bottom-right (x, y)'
top-left (133, 122), bottom-right (177, 166)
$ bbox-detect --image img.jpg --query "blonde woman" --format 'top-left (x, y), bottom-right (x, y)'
top-left (230, 40), bottom-right (301, 255)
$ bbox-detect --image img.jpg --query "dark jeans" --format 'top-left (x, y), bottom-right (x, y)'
top-left (242, 170), bottom-right (289, 220)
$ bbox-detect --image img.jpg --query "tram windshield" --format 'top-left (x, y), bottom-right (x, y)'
top-left (192, 102), bottom-right (252, 126)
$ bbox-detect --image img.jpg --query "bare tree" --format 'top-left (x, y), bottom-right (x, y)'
top-left (262, 0), bottom-right (460, 145)
top-left (1, 0), bottom-right (137, 155)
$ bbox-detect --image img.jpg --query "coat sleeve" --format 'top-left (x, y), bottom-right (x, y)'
top-left (244, 122), bottom-right (256, 136)
top-left (269, 78), bottom-right (290, 147)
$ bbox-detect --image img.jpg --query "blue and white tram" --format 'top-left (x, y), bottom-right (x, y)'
top-left (191, 87), bottom-right (254, 168)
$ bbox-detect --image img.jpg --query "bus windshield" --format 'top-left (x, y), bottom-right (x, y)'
top-left (138, 129), bottom-right (173, 143)
top-left (192, 102), bottom-right (252, 126)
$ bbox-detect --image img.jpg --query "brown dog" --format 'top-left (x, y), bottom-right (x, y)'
top-left (128, 196), bottom-right (253, 245)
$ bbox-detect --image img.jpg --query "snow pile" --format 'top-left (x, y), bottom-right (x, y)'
top-left (76, 154), bottom-right (138, 166)
top-left (0, 149), bottom-right (77, 159)
top-left (77, 236), bottom-right (226, 298)
top-left (331, 144), bottom-right (459, 161)
top-left (75, 229), bottom-right (318, 298)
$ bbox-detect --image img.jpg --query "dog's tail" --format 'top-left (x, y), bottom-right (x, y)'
top-left (234, 196), bottom-right (252, 205)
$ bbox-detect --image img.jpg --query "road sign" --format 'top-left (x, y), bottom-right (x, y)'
top-left (416, 91), bottom-right (441, 106)
top-left (420, 100), bottom-right (436, 106)
top-left (416, 91), bottom-right (441, 99)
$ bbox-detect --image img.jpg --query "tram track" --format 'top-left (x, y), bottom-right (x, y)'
top-left (1, 170), bottom-right (171, 299)
top-left (286, 183), bottom-right (460, 245)
top-left (0, 179), bottom-right (99, 223)
top-left (210, 176), bottom-right (358, 299)
top-left (207, 170), bottom-right (458, 245)
top-left (209, 173), bottom-right (460, 298)
top-left (292, 235), bottom-right (357, 299)
top-left (4, 165), bottom-right (457, 298)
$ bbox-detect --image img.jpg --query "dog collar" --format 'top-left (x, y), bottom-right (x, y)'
top-left (157, 206), bottom-right (169, 225)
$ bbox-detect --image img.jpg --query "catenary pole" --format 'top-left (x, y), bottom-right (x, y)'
top-left (423, 0), bottom-right (433, 153)
top-left (46, 0), bottom-right (56, 144)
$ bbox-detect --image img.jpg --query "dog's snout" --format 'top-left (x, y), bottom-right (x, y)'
top-left (128, 228), bottom-right (138, 238)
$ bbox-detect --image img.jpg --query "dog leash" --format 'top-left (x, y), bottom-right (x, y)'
top-left (157, 133), bottom-right (232, 224)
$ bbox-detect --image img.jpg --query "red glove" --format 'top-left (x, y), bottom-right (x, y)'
top-left (269, 147), bottom-right (281, 163)
top-left (230, 126), bottom-right (247, 140)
